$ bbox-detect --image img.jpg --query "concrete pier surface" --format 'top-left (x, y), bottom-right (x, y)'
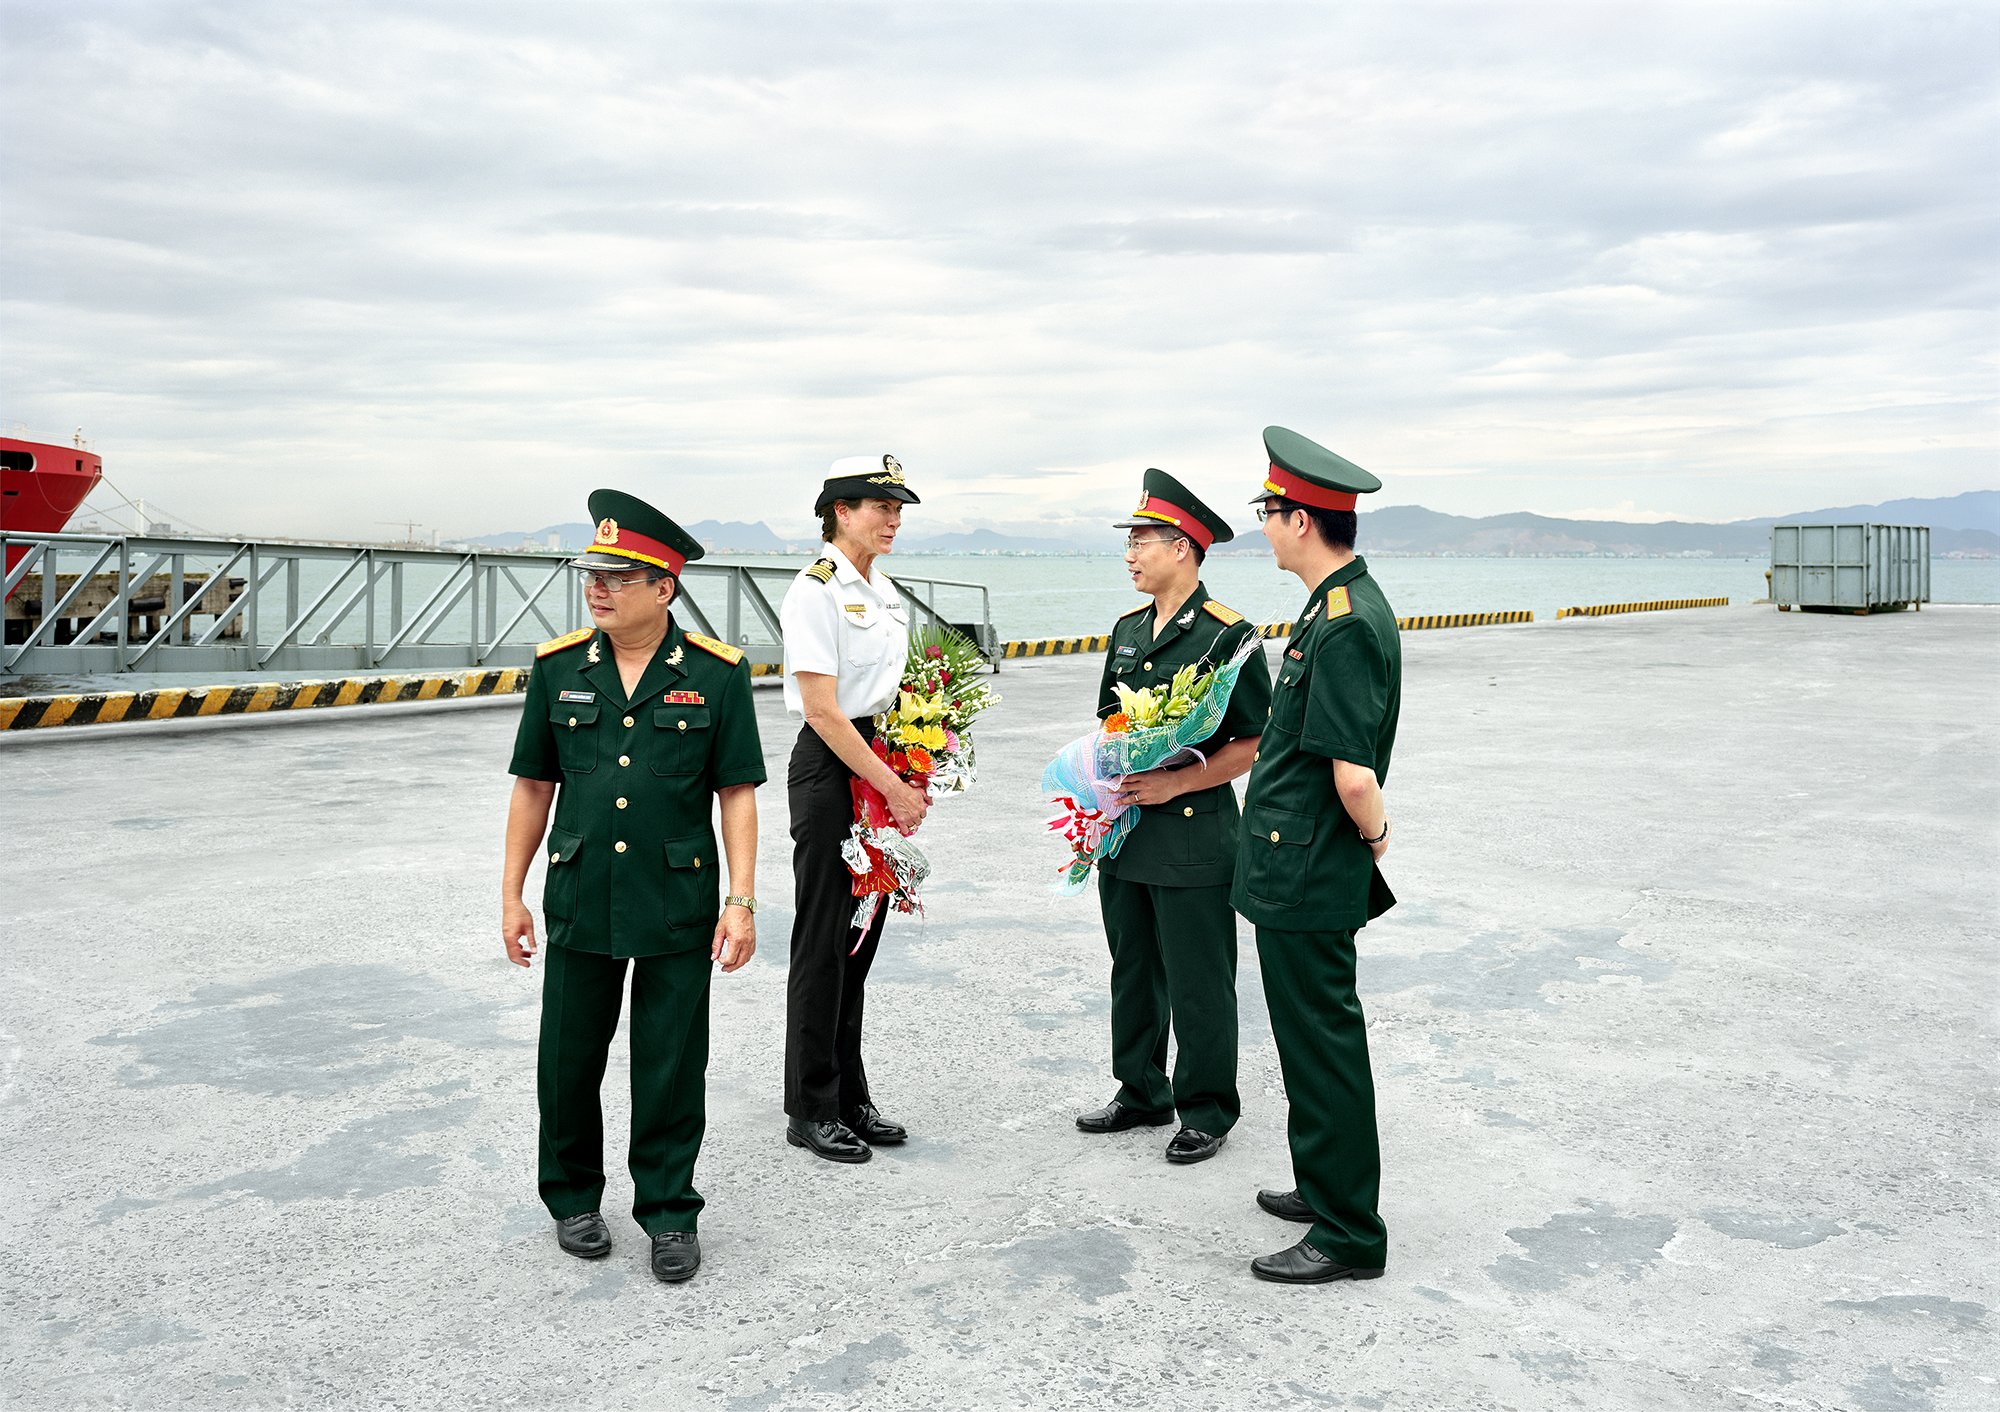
top-left (2, 604), bottom-right (1995, 1411)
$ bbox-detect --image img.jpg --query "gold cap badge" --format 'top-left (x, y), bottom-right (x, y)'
top-left (596, 517), bottom-right (619, 544)
top-left (868, 455), bottom-right (905, 487)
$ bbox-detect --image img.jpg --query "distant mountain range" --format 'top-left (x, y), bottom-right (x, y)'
top-left (461, 490), bottom-right (1999, 559)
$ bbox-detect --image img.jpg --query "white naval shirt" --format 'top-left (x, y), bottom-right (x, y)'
top-left (779, 541), bottom-right (910, 718)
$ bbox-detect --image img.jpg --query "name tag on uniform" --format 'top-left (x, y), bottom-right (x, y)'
top-left (663, 690), bottom-right (705, 705)
top-left (1116, 645), bottom-right (1137, 657)
top-left (558, 690), bottom-right (595, 702)
top-left (844, 603), bottom-right (868, 616)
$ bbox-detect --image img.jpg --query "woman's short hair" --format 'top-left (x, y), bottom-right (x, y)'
top-left (820, 498), bottom-right (864, 542)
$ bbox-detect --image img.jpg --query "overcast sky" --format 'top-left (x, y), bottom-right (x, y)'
top-left (3, 1), bottom-right (1995, 542)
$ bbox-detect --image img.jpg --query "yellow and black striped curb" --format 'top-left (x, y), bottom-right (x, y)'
top-left (0, 667), bottom-right (529, 732)
top-left (1556, 597), bottom-right (1729, 620)
top-left (1002, 612), bottom-right (1537, 658)
top-left (1002, 634), bottom-right (1114, 659)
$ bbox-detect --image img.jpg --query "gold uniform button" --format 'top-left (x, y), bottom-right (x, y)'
top-left (623, 715), bottom-right (635, 728)
top-left (676, 720), bottom-right (687, 732)
top-left (1269, 830), bottom-right (1281, 842)
top-left (616, 798), bottom-right (628, 809)
top-left (619, 755), bottom-right (630, 767)
top-left (1182, 806), bottom-right (1194, 817)
top-left (567, 716), bottom-right (577, 727)
top-left (549, 849), bottom-right (560, 862)
top-left (1142, 661), bottom-right (1152, 671)
top-left (693, 857), bottom-right (702, 869)
top-left (1254, 751), bottom-right (1260, 761)
top-left (614, 841), bottom-right (628, 854)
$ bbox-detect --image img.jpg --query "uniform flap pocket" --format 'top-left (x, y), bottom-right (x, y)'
top-left (546, 827), bottom-right (584, 864)
top-left (1246, 804), bottom-right (1315, 846)
top-left (664, 834), bottom-right (712, 870)
top-left (552, 703), bottom-right (599, 727)
top-left (652, 706), bottom-right (711, 733)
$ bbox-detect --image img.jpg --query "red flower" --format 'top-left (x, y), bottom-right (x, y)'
top-left (925, 644), bottom-right (944, 659)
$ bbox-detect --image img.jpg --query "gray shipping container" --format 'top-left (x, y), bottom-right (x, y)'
top-left (1770, 523), bottom-right (1930, 613)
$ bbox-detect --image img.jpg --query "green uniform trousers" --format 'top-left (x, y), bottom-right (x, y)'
top-left (1255, 924), bottom-right (1387, 1268)
top-left (1098, 872), bottom-right (1241, 1136)
top-left (537, 943), bottom-right (711, 1236)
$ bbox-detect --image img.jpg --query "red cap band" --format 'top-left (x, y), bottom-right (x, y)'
top-left (591, 524), bottom-right (685, 576)
top-left (1261, 464), bottom-right (1356, 512)
top-left (1129, 495), bottom-right (1216, 550)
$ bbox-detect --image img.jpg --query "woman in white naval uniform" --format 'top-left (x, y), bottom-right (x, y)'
top-left (778, 454), bottom-right (928, 1164)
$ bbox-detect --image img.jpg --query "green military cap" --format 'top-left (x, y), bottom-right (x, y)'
top-left (571, 488), bottom-right (706, 575)
top-left (1251, 426), bottom-right (1382, 509)
top-left (1112, 467), bottom-right (1236, 549)
top-left (815, 453), bottom-right (922, 514)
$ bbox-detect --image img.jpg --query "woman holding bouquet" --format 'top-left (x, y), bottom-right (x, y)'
top-left (776, 454), bottom-right (927, 1164)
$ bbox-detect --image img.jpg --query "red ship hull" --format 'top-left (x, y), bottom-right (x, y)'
top-left (3, 436), bottom-right (104, 589)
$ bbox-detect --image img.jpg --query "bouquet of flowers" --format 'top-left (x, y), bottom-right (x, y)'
top-left (1041, 633), bottom-right (1263, 895)
top-left (841, 625), bottom-right (1000, 938)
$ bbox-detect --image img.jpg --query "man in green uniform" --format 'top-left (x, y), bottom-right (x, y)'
top-left (1232, 427), bottom-right (1401, 1284)
top-left (1075, 468), bottom-right (1273, 1164)
top-left (500, 489), bottom-right (767, 1284)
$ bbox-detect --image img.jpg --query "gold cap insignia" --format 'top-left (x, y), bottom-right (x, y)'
top-left (868, 455), bottom-right (905, 487)
top-left (596, 517), bottom-right (619, 544)
top-left (1134, 494), bottom-right (1150, 516)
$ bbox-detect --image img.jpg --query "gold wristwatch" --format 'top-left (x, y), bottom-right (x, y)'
top-left (724, 894), bottom-right (758, 913)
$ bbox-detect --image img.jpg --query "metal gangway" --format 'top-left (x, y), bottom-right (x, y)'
top-left (1, 532), bottom-right (998, 677)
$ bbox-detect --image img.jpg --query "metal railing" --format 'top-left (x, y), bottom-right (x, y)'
top-left (2, 532), bottom-right (997, 677)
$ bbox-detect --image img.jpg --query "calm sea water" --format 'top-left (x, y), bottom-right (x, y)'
top-left (721, 553), bottom-right (2000, 642)
top-left (9, 554), bottom-right (1995, 694)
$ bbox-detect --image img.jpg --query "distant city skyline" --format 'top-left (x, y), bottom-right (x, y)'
top-left (5, 2), bottom-right (1996, 543)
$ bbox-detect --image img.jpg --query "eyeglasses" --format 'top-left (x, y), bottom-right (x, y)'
top-left (1124, 533), bottom-right (1183, 552)
top-left (1253, 504), bottom-right (1297, 524)
top-left (576, 569), bottom-right (657, 593)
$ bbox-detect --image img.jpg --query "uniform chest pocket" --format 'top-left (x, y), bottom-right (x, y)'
top-left (1270, 656), bottom-right (1311, 733)
top-left (550, 703), bottom-right (600, 773)
top-left (650, 706), bottom-right (711, 775)
top-left (1242, 804), bottom-right (1316, 907)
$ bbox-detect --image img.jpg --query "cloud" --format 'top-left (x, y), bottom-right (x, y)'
top-left (0, 0), bottom-right (1994, 541)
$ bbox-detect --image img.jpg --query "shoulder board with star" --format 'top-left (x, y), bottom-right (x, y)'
top-left (1202, 600), bottom-right (1245, 627)
top-left (1324, 586), bottom-right (1353, 620)
top-left (803, 558), bottom-right (836, 584)
top-left (536, 628), bottom-right (593, 658)
top-left (1117, 602), bottom-right (1150, 620)
top-left (685, 632), bottom-right (745, 665)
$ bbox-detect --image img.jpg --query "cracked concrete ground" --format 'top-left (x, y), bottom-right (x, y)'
top-left (2, 603), bottom-right (1995, 1410)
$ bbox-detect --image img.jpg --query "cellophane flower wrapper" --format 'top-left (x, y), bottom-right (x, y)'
top-left (841, 626), bottom-right (998, 939)
top-left (1040, 633), bottom-right (1263, 896)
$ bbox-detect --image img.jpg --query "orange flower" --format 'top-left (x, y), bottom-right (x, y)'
top-left (1103, 713), bottom-right (1131, 734)
top-left (904, 745), bottom-right (935, 774)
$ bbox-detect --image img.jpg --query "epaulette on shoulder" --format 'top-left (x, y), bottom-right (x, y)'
top-left (686, 632), bottom-right (745, 666)
top-left (803, 558), bottom-right (836, 584)
top-left (537, 628), bottom-right (593, 658)
top-left (1117, 602), bottom-right (1150, 620)
top-left (1203, 600), bottom-right (1245, 626)
top-left (1325, 586), bottom-right (1353, 620)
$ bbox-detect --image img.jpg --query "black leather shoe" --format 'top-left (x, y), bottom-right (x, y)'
top-left (1075, 1100), bottom-right (1175, 1134)
top-left (1165, 1127), bottom-right (1225, 1164)
top-left (1250, 1238), bottom-right (1385, 1284)
top-left (787, 1117), bottom-right (872, 1163)
top-left (650, 1231), bottom-right (700, 1283)
top-left (554, 1212), bottom-right (611, 1259)
top-left (1257, 1188), bottom-right (1314, 1223)
top-left (840, 1103), bottom-right (907, 1145)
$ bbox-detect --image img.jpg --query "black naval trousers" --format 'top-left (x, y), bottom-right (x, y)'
top-left (784, 718), bottom-right (889, 1122)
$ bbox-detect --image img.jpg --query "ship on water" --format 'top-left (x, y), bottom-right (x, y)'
top-left (1, 433), bottom-right (103, 590)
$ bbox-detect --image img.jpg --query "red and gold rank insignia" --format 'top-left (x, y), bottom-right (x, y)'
top-left (663, 690), bottom-right (705, 705)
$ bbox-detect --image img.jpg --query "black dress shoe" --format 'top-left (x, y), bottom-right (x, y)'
top-left (840, 1103), bottom-right (907, 1145)
top-left (650, 1231), bottom-right (701, 1283)
top-left (1256, 1188), bottom-right (1314, 1223)
top-left (554, 1212), bottom-right (611, 1259)
top-left (1075, 1100), bottom-right (1175, 1134)
top-left (1165, 1127), bottom-right (1225, 1164)
top-left (1250, 1238), bottom-right (1385, 1284)
top-left (787, 1117), bottom-right (872, 1163)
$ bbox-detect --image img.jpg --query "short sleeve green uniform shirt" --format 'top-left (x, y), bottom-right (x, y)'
top-left (1096, 585), bottom-right (1274, 888)
top-left (1232, 558), bottom-right (1400, 931)
top-left (510, 620), bottom-right (767, 958)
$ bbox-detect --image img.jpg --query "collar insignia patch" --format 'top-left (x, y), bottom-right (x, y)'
top-left (1177, 608), bottom-right (1195, 627)
top-left (585, 636), bottom-right (602, 664)
top-left (666, 645), bottom-right (684, 667)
